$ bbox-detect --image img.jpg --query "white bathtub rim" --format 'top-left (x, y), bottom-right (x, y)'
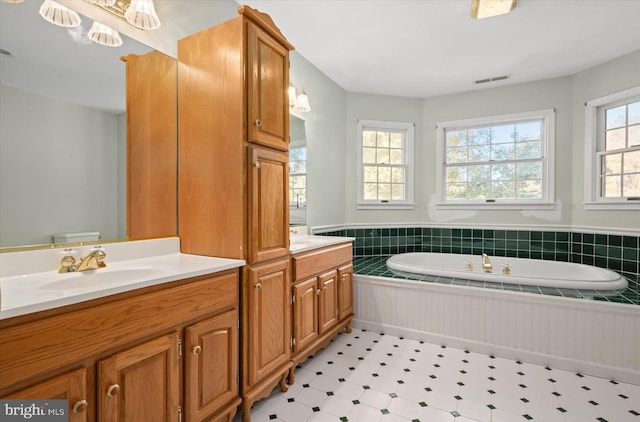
top-left (351, 319), bottom-right (640, 386)
top-left (355, 274), bottom-right (640, 313)
top-left (386, 252), bottom-right (629, 291)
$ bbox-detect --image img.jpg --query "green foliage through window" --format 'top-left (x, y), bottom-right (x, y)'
top-left (444, 119), bottom-right (544, 201)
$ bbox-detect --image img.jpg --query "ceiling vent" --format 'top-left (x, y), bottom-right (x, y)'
top-left (474, 75), bottom-right (510, 85)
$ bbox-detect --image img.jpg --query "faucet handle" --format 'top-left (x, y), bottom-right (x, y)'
top-left (59, 248), bottom-right (77, 273)
top-left (90, 245), bottom-right (107, 268)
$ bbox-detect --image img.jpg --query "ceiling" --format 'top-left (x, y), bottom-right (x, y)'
top-left (1, 0), bottom-right (639, 113)
top-left (238, 0), bottom-right (640, 98)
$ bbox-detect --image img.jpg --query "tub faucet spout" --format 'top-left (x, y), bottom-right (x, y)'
top-left (482, 253), bottom-right (492, 273)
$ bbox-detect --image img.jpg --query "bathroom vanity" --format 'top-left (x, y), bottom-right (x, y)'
top-left (289, 239), bottom-right (355, 384)
top-left (0, 239), bottom-right (245, 422)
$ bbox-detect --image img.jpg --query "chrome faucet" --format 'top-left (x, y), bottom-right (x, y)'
top-left (482, 253), bottom-right (492, 273)
top-left (59, 246), bottom-right (107, 273)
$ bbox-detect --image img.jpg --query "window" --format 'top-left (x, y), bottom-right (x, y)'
top-left (357, 119), bottom-right (414, 209)
top-left (289, 146), bottom-right (306, 210)
top-left (585, 86), bottom-right (640, 209)
top-left (436, 109), bottom-right (555, 209)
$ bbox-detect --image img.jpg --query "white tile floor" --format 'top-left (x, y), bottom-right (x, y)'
top-left (236, 329), bottom-right (640, 422)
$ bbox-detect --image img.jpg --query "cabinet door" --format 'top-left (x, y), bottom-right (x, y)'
top-left (244, 259), bottom-right (291, 388)
top-left (3, 367), bottom-right (88, 422)
top-left (317, 270), bottom-right (339, 335)
top-left (292, 277), bottom-right (319, 353)
top-left (248, 145), bottom-right (289, 264)
top-left (338, 264), bottom-right (354, 321)
top-left (125, 50), bottom-right (178, 240)
top-left (247, 23), bottom-right (290, 151)
top-left (185, 310), bottom-right (239, 422)
top-left (98, 332), bottom-right (180, 422)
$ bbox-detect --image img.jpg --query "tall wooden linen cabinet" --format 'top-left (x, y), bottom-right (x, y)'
top-left (178, 6), bottom-right (294, 422)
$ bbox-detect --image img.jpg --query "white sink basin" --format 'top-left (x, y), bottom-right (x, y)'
top-left (38, 268), bottom-right (164, 290)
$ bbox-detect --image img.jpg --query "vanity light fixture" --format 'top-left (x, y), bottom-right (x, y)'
top-left (88, 21), bottom-right (123, 47)
top-left (293, 89), bottom-right (311, 113)
top-left (289, 84), bottom-right (311, 113)
top-left (39, 0), bottom-right (81, 27)
top-left (124, 0), bottom-right (161, 30)
top-left (470, 0), bottom-right (517, 19)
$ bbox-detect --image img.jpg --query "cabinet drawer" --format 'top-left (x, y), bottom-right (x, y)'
top-left (0, 271), bottom-right (238, 391)
top-left (292, 243), bottom-right (352, 281)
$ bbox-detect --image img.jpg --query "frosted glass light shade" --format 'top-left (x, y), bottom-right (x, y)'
top-left (2, 0), bottom-right (26, 4)
top-left (88, 21), bottom-right (123, 47)
top-left (293, 91), bottom-right (311, 113)
top-left (288, 84), bottom-right (297, 107)
top-left (85, 0), bottom-right (116, 6)
top-left (39, 0), bottom-right (81, 27)
top-left (124, 0), bottom-right (161, 30)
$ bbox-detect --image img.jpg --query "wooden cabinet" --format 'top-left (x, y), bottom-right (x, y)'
top-left (123, 50), bottom-right (177, 240)
top-left (242, 259), bottom-right (292, 401)
top-left (0, 270), bottom-right (241, 422)
top-left (292, 278), bottom-right (319, 353)
top-left (185, 310), bottom-right (239, 422)
top-left (248, 145), bottom-right (290, 264)
top-left (3, 368), bottom-right (88, 422)
top-left (98, 332), bottom-right (180, 422)
top-left (178, 6), bottom-right (293, 263)
top-left (317, 270), bottom-right (339, 335)
top-left (289, 243), bottom-right (354, 384)
top-left (247, 23), bottom-right (290, 151)
top-left (178, 6), bottom-right (294, 421)
top-left (338, 264), bottom-right (354, 323)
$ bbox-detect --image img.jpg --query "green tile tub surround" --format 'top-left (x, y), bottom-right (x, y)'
top-left (318, 227), bottom-right (640, 283)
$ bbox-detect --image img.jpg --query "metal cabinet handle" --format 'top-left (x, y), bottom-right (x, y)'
top-left (107, 384), bottom-right (120, 397)
top-left (255, 161), bottom-right (262, 169)
top-left (192, 345), bottom-right (202, 355)
top-left (255, 283), bottom-right (262, 291)
top-left (72, 400), bottom-right (88, 414)
top-left (254, 119), bottom-right (262, 127)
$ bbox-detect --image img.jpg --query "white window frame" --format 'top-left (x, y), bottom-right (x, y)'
top-left (356, 119), bottom-right (415, 209)
top-left (584, 85), bottom-right (640, 210)
top-left (435, 109), bottom-right (556, 210)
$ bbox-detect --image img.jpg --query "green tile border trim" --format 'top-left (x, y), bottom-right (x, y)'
top-left (316, 226), bottom-right (640, 306)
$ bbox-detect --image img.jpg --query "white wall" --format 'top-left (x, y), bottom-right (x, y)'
top-left (290, 52), bottom-right (347, 228)
top-left (571, 50), bottom-right (640, 230)
top-left (314, 49), bottom-right (640, 232)
top-left (343, 78), bottom-right (573, 226)
top-left (420, 76), bottom-right (573, 226)
top-left (0, 85), bottom-right (120, 247)
top-left (344, 93), bottom-right (424, 224)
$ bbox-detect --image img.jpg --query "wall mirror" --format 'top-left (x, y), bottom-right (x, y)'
top-left (0, 1), bottom-right (167, 249)
top-left (289, 113), bottom-right (307, 226)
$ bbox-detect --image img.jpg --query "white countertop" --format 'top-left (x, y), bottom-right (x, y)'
top-left (289, 234), bottom-right (355, 254)
top-left (0, 238), bottom-right (244, 320)
top-left (0, 234), bottom-right (355, 320)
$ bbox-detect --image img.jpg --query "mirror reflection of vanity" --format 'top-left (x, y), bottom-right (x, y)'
top-left (0, 1), bottom-right (172, 249)
top-left (289, 113), bottom-right (307, 226)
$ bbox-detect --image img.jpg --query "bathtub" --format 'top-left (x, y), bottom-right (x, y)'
top-left (386, 252), bottom-right (628, 292)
